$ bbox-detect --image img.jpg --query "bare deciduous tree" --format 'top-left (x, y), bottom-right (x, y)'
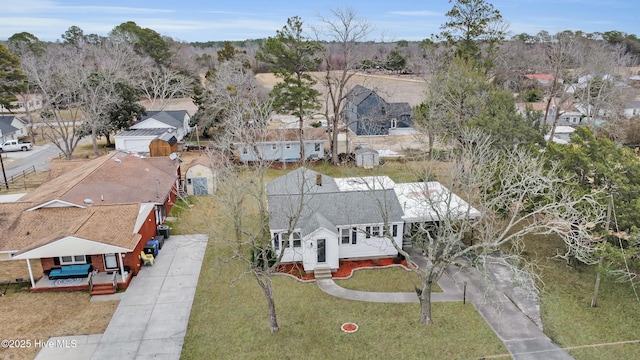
top-left (313, 7), bottom-right (372, 164)
top-left (369, 129), bottom-right (604, 324)
top-left (184, 59), bottom-right (307, 333)
top-left (568, 39), bottom-right (633, 139)
top-left (20, 43), bottom-right (87, 159)
top-left (140, 66), bottom-right (194, 110)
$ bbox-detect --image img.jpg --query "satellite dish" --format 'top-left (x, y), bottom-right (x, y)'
top-left (169, 153), bottom-right (178, 160)
top-left (84, 199), bottom-right (94, 204)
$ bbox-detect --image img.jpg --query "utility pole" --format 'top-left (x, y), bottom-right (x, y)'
top-left (591, 193), bottom-right (613, 307)
top-left (0, 152), bottom-right (8, 189)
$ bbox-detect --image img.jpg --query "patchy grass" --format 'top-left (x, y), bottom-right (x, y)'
top-left (526, 233), bottom-right (640, 359)
top-left (0, 283), bottom-right (117, 360)
top-left (335, 266), bottom-right (442, 293)
top-left (181, 238), bottom-right (507, 360)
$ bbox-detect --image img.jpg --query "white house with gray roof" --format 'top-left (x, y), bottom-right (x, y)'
top-left (266, 168), bottom-right (404, 272)
top-left (114, 110), bottom-right (190, 154)
top-left (266, 167), bottom-right (480, 272)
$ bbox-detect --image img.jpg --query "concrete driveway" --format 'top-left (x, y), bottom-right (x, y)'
top-left (34, 234), bottom-right (208, 360)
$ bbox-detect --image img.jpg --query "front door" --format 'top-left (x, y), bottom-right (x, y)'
top-left (104, 253), bottom-right (118, 270)
top-left (317, 239), bottom-right (326, 263)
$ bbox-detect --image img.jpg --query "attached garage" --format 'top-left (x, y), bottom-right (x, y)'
top-left (115, 129), bottom-right (167, 154)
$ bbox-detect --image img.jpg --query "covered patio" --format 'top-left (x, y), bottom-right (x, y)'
top-left (12, 237), bottom-right (135, 294)
top-left (31, 270), bottom-right (133, 293)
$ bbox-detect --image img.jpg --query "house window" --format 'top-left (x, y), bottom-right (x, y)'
top-left (365, 226), bottom-right (371, 238)
top-left (273, 233), bottom-right (280, 251)
top-left (351, 227), bottom-right (358, 244)
top-left (341, 228), bottom-right (350, 244)
top-left (392, 224), bottom-right (398, 237)
top-left (372, 226), bottom-right (380, 237)
top-left (60, 255), bottom-right (87, 265)
top-left (292, 232), bottom-right (301, 248)
top-left (314, 143), bottom-right (321, 152)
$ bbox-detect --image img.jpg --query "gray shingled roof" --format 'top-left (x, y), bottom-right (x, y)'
top-left (346, 85), bottom-right (377, 106)
top-left (267, 188), bottom-right (404, 236)
top-left (115, 128), bottom-right (168, 137)
top-left (157, 132), bottom-right (177, 145)
top-left (0, 115), bottom-right (27, 125)
top-left (137, 110), bottom-right (187, 128)
top-left (266, 167), bottom-right (339, 195)
top-left (387, 102), bottom-right (412, 117)
top-left (0, 120), bottom-right (18, 135)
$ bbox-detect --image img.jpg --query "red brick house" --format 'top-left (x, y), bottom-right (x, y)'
top-left (0, 152), bottom-right (180, 293)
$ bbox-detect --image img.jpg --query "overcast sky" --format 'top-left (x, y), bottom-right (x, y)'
top-left (1, 0), bottom-right (638, 43)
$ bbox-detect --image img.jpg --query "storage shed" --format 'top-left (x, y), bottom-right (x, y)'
top-left (149, 132), bottom-right (178, 157)
top-left (185, 157), bottom-right (216, 195)
top-left (355, 148), bottom-right (380, 169)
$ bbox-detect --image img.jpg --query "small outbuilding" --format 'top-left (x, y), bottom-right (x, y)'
top-left (149, 132), bottom-right (178, 157)
top-left (355, 148), bottom-right (380, 169)
top-left (185, 157), bottom-right (216, 195)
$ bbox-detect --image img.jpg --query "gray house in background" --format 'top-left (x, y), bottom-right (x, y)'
top-left (342, 85), bottom-right (413, 136)
top-left (0, 116), bottom-right (29, 143)
top-left (234, 127), bottom-right (327, 163)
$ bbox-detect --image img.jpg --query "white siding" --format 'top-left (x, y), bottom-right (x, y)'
top-left (115, 137), bottom-right (156, 153)
top-left (337, 223), bottom-right (403, 260)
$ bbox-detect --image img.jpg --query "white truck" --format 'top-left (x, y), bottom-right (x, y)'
top-left (0, 140), bottom-right (33, 152)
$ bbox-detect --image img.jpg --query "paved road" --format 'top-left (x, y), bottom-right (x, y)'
top-left (2, 143), bottom-right (63, 179)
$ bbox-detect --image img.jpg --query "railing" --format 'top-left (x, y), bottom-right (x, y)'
top-left (111, 272), bottom-right (117, 292)
top-left (88, 271), bottom-right (94, 293)
top-left (0, 165), bottom-right (37, 191)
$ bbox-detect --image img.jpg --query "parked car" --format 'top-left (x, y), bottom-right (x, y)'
top-left (0, 140), bottom-right (33, 152)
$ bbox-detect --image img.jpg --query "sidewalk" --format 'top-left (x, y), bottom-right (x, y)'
top-left (35, 234), bottom-right (208, 360)
top-left (445, 259), bottom-right (573, 360)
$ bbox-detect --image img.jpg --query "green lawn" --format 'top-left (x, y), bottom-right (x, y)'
top-left (335, 267), bottom-right (442, 293)
top-left (529, 234), bottom-right (640, 359)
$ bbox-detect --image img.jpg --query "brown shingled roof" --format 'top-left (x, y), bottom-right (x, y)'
top-left (21, 152), bottom-right (179, 206)
top-left (0, 203), bottom-right (143, 254)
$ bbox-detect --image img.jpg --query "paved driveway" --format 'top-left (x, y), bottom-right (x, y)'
top-left (35, 234), bottom-right (208, 360)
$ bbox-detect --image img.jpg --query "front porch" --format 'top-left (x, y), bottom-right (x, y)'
top-left (31, 270), bottom-right (133, 294)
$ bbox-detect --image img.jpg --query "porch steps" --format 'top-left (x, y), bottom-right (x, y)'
top-left (402, 236), bottom-right (413, 249)
top-left (91, 283), bottom-right (116, 296)
top-left (314, 265), bottom-right (333, 280)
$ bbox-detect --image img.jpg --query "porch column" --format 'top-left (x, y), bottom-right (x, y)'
top-left (25, 259), bottom-right (35, 288)
top-left (119, 253), bottom-right (125, 283)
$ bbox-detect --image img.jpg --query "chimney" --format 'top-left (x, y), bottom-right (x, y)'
top-left (316, 174), bottom-right (322, 186)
